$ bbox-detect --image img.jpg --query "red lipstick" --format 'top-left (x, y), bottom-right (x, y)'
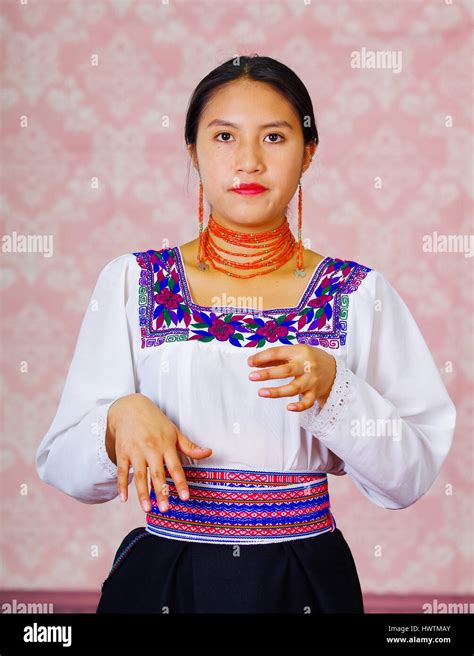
top-left (231, 183), bottom-right (268, 195)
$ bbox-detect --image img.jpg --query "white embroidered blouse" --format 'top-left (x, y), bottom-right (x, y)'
top-left (36, 246), bottom-right (456, 510)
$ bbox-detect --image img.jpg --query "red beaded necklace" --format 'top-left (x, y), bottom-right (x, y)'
top-left (197, 213), bottom-right (303, 279)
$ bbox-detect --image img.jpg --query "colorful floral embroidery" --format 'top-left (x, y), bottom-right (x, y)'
top-left (133, 248), bottom-right (372, 349)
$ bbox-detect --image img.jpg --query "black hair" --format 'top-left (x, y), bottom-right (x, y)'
top-left (184, 54), bottom-right (319, 184)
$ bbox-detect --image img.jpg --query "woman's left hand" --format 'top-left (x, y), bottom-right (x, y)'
top-left (247, 345), bottom-right (336, 412)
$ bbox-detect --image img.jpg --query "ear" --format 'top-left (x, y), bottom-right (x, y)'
top-left (302, 142), bottom-right (317, 175)
top-left (187, 144), bottom-right (199, 172)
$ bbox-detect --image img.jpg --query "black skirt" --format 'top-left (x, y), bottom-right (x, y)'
top-left (96, 526), bottom-right (364, 614)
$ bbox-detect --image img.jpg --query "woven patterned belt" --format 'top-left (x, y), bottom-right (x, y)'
top-left (145, 465), bottom-right (336, 545)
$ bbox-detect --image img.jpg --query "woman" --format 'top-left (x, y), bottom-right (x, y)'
top-left (36, 55), bottom-right (456, 614)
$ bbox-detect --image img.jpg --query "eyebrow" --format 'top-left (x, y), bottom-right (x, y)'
top-left (206, 119), bottom-right (294, 130)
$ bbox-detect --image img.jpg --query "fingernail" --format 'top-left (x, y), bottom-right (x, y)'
top-left (260, 389), bottom-right (271, 396)
top-left (159, 501), bottom-right (168, 512)
top-left (180, 490), bottom-right (189, 500)
top-left (120, 492), bottom-right (126, 502)
top-left (142, 500), bottom-right (150, 512)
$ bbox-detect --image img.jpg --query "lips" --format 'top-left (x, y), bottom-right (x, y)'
top-left (231, 183), bottom-right (267, 195)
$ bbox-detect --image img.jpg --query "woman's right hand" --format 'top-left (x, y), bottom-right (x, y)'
top-left (105, 393), bottom-right (213, 513)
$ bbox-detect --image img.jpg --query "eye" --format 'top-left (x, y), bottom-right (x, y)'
top-left (214, 132), bottom-right (285, 143)
top-left (215, 132), bottom-right (234, 142)
top-left (264, 133), bottom-right (285, 143)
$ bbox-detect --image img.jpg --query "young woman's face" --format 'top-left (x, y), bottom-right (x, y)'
top-left (189, 78), bottom-right (316, 231)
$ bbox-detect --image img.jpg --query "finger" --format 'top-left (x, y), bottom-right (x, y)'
top-left (249, 361), bottom-right (299, 382)
top-left (176, 431), bottom-right (213, 458)
top-left (146, 457), bottom-right (170, 513)
top-left (257, 379), bottom-right (301, 399)
top-left (163, 450), bottom-right (190, 502)
top-left (247, 346), bottom-right (290, 368)
top-left (251, 358), bottom-right (287, 368)
top-left (131, 456), bottom-right (151, 513)
top-left (287, 389), bottom-right (317, 412)
top-left (117, 454), bottom-right (131, 502)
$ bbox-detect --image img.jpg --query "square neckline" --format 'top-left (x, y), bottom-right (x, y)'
top-left (173, 245), bottom-right (332, 315)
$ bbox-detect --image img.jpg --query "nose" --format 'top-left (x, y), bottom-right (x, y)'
top-left (235, 140), bottom-right (264, 175)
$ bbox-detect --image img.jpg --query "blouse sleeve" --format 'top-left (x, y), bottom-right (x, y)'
top-left (35, 254), bottom-right (138, 504)
top-left (298, 269), bottom-right (457, 510)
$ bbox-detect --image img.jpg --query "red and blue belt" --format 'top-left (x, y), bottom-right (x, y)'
top-left (145, 465), bottom-right (336, 545)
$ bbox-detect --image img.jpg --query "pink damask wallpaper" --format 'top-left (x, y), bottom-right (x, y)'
top-left (0, 0), bottom-right (472, 607)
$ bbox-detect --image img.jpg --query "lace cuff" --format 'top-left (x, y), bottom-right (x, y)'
top-left (299, 355), bottom-right (353, 439)
top-left (95, 402), bottom-right (119, 478)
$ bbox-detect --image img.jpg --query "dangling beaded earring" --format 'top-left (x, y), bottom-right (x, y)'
top-left (197, 179), bottom-right (209, 271)
top-left (294, 178), bottom-right (306, 277)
